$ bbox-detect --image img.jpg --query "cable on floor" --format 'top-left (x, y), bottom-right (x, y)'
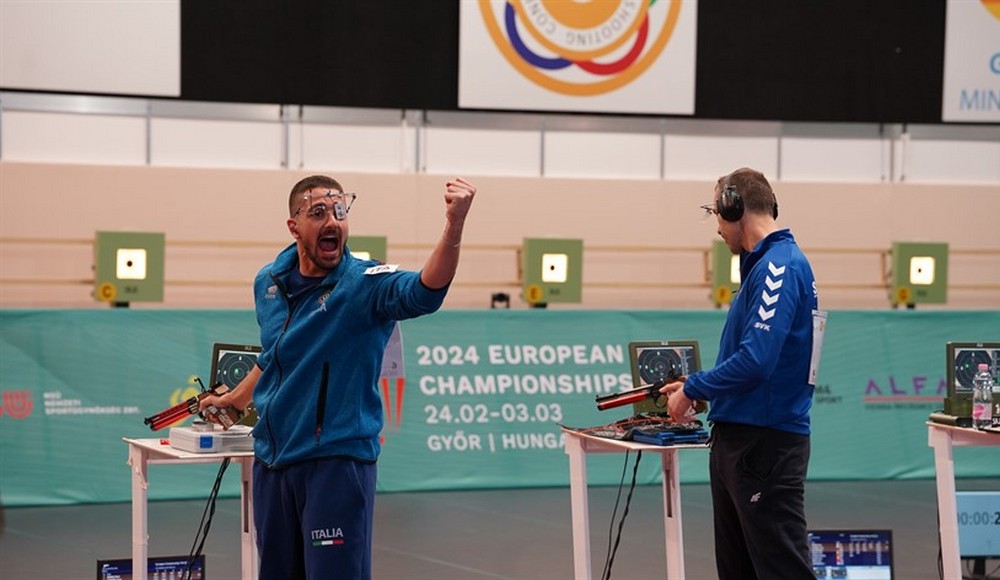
top-left (601, 449), bottom-right (642, 580)
top-left (183, 457), bottom-right (231, 580)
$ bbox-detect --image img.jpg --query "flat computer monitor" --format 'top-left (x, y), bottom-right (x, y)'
top-left (945, 341), bottom-right (1000, 417)
top-left (209, 343), bottom-right (261, 427)
top-left (210, 343), bottom-right (261, 391)
top-left (96, 554), bottom-right (205, 580)
top-left (957, 491), bottom-right (1000, 559)
top-left (627, 340), bottom-right (701, 414)
top-left (808, 529), bottom-right (894, 580)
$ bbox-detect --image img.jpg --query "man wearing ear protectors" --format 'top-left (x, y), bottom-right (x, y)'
top-left (200, 174), bottom-right (476, 579)
top-left (660, 167), bottom-right (820, 579)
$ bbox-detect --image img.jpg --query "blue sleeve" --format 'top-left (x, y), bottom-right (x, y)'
top-left (368, 269), bottom-right (449, 321)
top-left (684, 258), bottom-right (806, 401)
top-left (252, 266), bottom-right (277, 372)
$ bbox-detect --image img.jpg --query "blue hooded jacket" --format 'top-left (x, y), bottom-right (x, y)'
top-left (250, 243), bottom-right (447, 467)
top-left (683, 229), bottom-right (818, 435)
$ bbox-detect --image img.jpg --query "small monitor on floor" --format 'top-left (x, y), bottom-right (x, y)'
top-left (808, 529), bottom-right (894, 580)
top-left (96, 554), bottom-right (205, 579)
top-left (957, 491), bottom-right (1000, 561)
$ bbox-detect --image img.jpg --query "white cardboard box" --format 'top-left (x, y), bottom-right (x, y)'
top-left (168, 424), bottom-right (254, 453)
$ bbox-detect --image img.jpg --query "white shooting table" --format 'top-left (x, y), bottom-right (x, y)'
top-left (123, 437), bottom-right (257, 580)
top-left (562, 427), bottom-right (708, 580)
top-left (927, 422), bottom-right (1000, 580)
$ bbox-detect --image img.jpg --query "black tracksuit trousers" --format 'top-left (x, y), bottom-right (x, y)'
top-left (709, 421), bottom-right (814, 580)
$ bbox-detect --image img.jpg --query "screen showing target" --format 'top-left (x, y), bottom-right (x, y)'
top-left (948, 343), bottom-right (1000, 394)
top-left (627, 341), bottom-right (702, 388)
top-left (210, 343), bottom-right (262, 390)
top-left (626, 340), bottom-right (702, 414)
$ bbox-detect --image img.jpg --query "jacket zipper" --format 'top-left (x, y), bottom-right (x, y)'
top-left (315, 361), bottom-right (330, 445)
top-left (265, 271), bottom-right (336, 458)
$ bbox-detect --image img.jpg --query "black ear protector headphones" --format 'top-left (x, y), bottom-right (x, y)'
top-left (717, 185), bottom-right (779, 222)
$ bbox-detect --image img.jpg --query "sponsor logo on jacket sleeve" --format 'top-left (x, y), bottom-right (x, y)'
top-left (364, 264), bottom-right (399, 275)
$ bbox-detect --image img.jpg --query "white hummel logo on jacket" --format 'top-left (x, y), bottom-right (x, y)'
top-left (757, 261), bottom-right (785, 324)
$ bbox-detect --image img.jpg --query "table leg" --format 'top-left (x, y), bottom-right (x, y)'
top-left (660, 449), bottom-right (685, 580)
top-left (929, 427), bottom-right (961, 580)
top-left (239, 457), bottom-right (257, 580)
top-left (128, 444), bottom-right (149, 579)
top-left (565, 435), bottom-right (592, 580)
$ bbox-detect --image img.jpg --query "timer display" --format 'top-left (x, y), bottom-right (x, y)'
top-left (957, 491), bottom-right (1000, 558)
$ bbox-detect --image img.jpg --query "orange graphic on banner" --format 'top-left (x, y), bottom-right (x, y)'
top-left (479, 0), bottom-right (682, 97)
top-left (983, 0), bottom-right (1000, 21)
top-left (510, 0), bottom-right (649, 61)
top-left (380, 377), bottom-right (406, 445)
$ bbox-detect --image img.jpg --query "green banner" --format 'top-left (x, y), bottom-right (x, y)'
top-left (1, 309), bottom-right (998, 506)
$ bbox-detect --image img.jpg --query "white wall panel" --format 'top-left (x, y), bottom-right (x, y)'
top-left (1, 111), bottom-right (146, 165)
top-left (663, 134), bottom-right (779, 181)
top-left (544, 131), bottom-right (661, 179)
top-left (903, 138), bottom-right (1000, 184)
top-left (424, 127), bottom-right (541, 177)
top-left (150, 118), bottom-right (282, 169)
top-left (297, 124), bottom-right (405, 174)
top-left (779, 124), bottom-right (886, 182)
top-left (1, 92), bottom-right (998, 185)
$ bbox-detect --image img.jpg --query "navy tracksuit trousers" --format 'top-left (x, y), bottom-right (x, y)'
top-left (253, 456), bottom-right (377, 580)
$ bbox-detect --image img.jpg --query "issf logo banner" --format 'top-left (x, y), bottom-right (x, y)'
top-left (459, 0), bottom-right (697, 115)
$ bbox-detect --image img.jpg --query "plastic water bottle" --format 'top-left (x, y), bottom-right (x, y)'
top-left (972, 363), bottom-right (994, 429)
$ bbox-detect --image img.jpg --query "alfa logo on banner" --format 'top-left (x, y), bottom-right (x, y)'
top-left (459, 0), bottom-right (697, 114)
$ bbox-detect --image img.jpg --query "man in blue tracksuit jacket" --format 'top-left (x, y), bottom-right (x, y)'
top-left (662, 168), bottom-right (820, 579)
top-left (202, 174), bottom-right (476, 579)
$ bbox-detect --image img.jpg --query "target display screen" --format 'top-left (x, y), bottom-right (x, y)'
top-left (627, 341), bottom-right (702, 388)
top-left (626, 340), bottom-right (701, 414)
top-left (947, 342), bottom-right (1000, 395)
top-left (210, 343), bottom-right (262, 390)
